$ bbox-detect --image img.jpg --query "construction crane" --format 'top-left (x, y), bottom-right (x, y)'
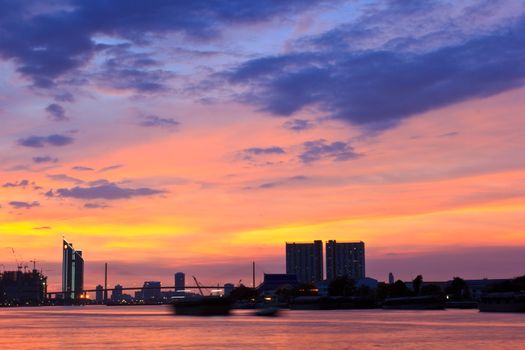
top-left (10, 248), bottom-right (22, 271)
top-left (192, 276), bottom-right (204, 296)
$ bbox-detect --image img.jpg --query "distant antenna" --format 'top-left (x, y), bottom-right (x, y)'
top-left (252, 261), bottom-right (256, 288)
top-left (104, 263), bottom-right (108, 303)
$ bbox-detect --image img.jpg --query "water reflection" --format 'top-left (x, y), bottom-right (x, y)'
top-left (0, 306), bottom-right (524, 349)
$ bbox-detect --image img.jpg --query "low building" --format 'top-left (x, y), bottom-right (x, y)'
top-left (143, 281), bottom-right (162, 302)
top-left (223, 283), bottom-right (235, 296)
top-left (465, 279), bottom-right (510, 300)
top-left (257, 274), bottom-right (299, 296)
top-left (356, 277), bottom-right (378, 290)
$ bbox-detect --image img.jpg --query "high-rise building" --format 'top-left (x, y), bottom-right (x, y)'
top-left (326, 240), bottom-right (365, 281)
top-left (111, 284), bottom-right (123, 302)
top-left (175, 272), bottom-right (185, 292)
top-left (95, 285), bottom-right (104, 303)
top-left (285, 240), bottom-right (323, 284)
top-left (62, 240), bottom-right (84, 301)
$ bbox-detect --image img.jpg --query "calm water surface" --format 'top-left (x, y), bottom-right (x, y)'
top-left (1, 306), bottom-right (524, 349)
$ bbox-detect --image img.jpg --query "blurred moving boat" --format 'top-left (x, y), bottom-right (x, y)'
top-left (171, 296), bottom-right (232, 316)
top-left (479, 292), bottom-right (525, 313)
top-left (382, 295), bottom-right (445, 310)
top-left (254, 306), bottom-right (280, 317)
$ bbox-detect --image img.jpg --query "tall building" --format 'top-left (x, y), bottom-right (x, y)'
top-left (111, 284), bottom-right (123, 302)
top-left (175, 272), bottom-right (185, 292)
top-left (285, 240), bottom-right (323, 284)
top-left (326, 240), bottom-right (365, 281)
top-left (62, 240), bottom-right (84, 301)
top-left (95, 285), bottom-right (104, 303)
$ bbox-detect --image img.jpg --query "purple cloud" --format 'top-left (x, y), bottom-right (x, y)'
top-left (84, 202), bottom-right (109, 209)
top-left (54, 183), bottom-right (165, 200)
top-left (72, 166), bottom-right (94, 171)
top-left (0, 1), bottom-right (321, 87)
top-left (3, 180), bottom-right (29, 188)
top-left (244, 175), bottom-right (309, 190)
top-left (18, 134), bottom-right (74, 148)
top-left (244, 146), bottom-right (285, 155)
top-left (139, 115), bottom-right (180, 128)
top-left (228, 14), bottom-right (525, 131)
top-left (282, 119), bottom-right (313, 132)
top-left (32, 156), bottom-right (59, 163)
top-left (47, 174), bottom-right (84, 184)
top-left (9, 201), bottom-right (40, 209)
top-left (45, 103), bottom-right (68, 121)
top-left (99, 164), bottom-right (123, 172)
top-left (300, 140), bottom-right (361, 163)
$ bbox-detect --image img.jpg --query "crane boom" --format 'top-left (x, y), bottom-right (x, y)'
top-left (192, 275), bottom-right (204, 296)
top-left (10, 248), bottom-right (22, 271)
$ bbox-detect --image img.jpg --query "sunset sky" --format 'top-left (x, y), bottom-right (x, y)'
top-left (1, 0), bottom-right (525, 291)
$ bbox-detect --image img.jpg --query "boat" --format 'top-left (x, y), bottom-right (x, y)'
top-left (254, 306), bottom-right (280, 317)
top-left (290, 296), bottom-right (376, 310)
top-left (479, 292), bottom-right (525, 313)
top-left (382, 295), bottom-right (445, 310)
top-left (445, 301), bottom-right (478, 309)
top-left (171, 296), bottom-right (233, 316)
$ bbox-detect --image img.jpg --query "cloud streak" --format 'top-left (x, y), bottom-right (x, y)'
top-left (53, 183), bottom-right (165, 200)
top-left (3, 180), bottom-right (29, 188)
top-left (9, 201), bottom-right (40, 209)
top-left (139, 115), bottom-right (180, 128)
top-left (32, 156), bottom-right (59, 164)
top-left (244, 146), bottom-right (285, 155)
top-left (17, 134), bottom-right (74, 148)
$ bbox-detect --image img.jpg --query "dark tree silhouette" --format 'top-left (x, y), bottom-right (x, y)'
top-left (328, 276), bottom-right (356, 296)
top-left (412, 275), bottom-right (423, 295)
top-left (389, 280), bottom-right (411, 298)
top-left (445, 277), bottom-right (470, 301)
top-left (421, 284), bottom-right (442, 296)
top-left (488, 275), bottom-right (525, 293)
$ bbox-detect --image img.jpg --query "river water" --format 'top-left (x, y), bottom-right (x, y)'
top-left (1, 306), bottom-right (524, 349)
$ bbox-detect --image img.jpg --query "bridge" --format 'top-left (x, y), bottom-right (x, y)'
top-left (46, 285), bottom-right (228, 298)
